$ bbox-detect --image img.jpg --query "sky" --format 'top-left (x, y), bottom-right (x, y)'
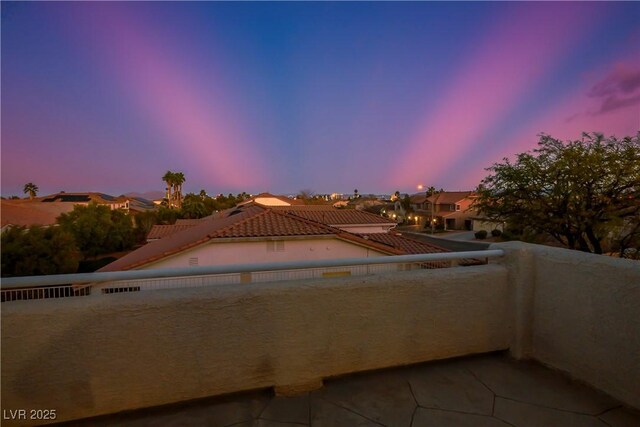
top-left (2, 2), bottom-right (639, 198)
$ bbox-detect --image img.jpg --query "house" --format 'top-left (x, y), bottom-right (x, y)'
top-left (40, 192), bottom-right (156, 215)
top-left (146, 204), bottom-right (398, 243)
top-left (1, 192), bottom-right (156, 231)
top-left (273, 205), bottom-right (397, 234)
top-left (100, 204), bottom-right (447, 273)
top-left (239, 192), bottom-right (302, 207)
top-left (410, 191), bottom-right (478, 230)
top-left (1, 198), bottom-right (76, 230)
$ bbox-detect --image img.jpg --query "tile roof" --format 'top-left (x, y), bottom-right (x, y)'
top-left (211, 209), bottom-right (336, 238)
top-left (147, 224), bottom-right (197, 240)
top-left (427, 191), bottom-right (475, 204)
top-left (1, 200), bottom-right (76, 227)
top-left (411, 191), bottom-right (476, 205)
top-left (362, 233), bottom-right (448, 255)
top-left (238, 193), bottom-right (305, 207)
top-left (101, 205), bottom-right (449, 272)
top-left (275, 207), bottom-right (395, 225)
top-left (175, 218), bottom-right (206, 225)
top-left (101, 206), bottom-right (343, 271)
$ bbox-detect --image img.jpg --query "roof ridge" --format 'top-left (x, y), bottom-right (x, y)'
top-left (207, 206), bottom-right (270, 238)
top-left (270, 209), bottom-right (340, 235)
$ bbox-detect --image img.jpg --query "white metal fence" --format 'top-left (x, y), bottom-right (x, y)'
top-left (1, 250), bottom-right (503, 302)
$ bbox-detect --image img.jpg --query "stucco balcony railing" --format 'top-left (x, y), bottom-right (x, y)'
top-left (1, 242), bottom-right (638, 425)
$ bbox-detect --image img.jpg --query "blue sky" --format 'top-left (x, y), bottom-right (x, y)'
top-left (2, 2), bottom-right (639, 197)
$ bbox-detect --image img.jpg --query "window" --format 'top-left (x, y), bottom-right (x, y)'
top-left (455, 204), bottom-right (461, 211)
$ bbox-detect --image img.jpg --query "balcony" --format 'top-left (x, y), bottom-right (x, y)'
top-left (1, 242), bottom-right (639, 426)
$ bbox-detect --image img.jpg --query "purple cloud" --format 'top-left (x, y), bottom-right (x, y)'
top-left (589, 63), bottom-right (640, 114)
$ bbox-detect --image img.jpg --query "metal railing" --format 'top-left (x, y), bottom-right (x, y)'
top-left (1, 250), bottom-right (505, 301)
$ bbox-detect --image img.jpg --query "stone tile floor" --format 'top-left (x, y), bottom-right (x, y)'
top-left (61, 352), bottom-right (639, 427)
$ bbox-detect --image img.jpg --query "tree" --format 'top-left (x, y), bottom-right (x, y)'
top-left (162, 170), bottom-right (186, 208)
top-left (57, 203), bottom-right (135, 258)
top-left (133, 210), bottom-right (160, 243)
top-left (172, 172), bottom-right (185, 209)
top-left (1, 226), bottom-right (80, 277)
top-left (354, 189), bottom-right (359, 199)
top-left (23, 182), bottom-right (39, 200)
top-left (162, 171), bottom-right (175, 207)
top-left (297, 189), bottom-right (314, 200)
top-left (474, 133), bottom-right (640, 254)
top-left (181, 193), bottom-right (209, 219)
top-left (156, 206), bottom-right (182, 225)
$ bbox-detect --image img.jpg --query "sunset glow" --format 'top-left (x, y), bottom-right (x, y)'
top-left (2, 2), bottom-right (638, 196)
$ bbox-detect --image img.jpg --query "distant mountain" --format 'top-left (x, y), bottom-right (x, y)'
top-left (123, 191), bottom-right (165, 201)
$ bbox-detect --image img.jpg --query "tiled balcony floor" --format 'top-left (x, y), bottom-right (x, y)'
top-left (60, 352), bottom-right (639, 427)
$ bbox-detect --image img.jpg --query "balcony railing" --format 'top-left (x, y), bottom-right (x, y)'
top-left (0, 250), bottom-right (504, 301)
top-left (1, 242), bottom-right (638, 425)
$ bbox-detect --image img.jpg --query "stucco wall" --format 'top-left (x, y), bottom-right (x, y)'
top-left (1, 265), bottom-right (511, 425)
top-left (144, 237), bottom-right (386, 269)
top-left (3, 242), bottom-right (638, 424)
top-left (493, 242), bottom-right (640, 409)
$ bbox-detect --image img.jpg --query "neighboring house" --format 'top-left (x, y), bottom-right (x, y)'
top-left (146, 204), bottom-right (398, 243)
top-left (1, 198), bottom-right (76, 230)
top-left (40, 192), bottom-right (156, 214)
top-left (273, 206), bottom-right (397, 234)
top-left (101, 204), bottom-right (447, 275)
top-left (39, 192), bottom-right (143, 213)
top-left (410, 191), bottom-right (478, 230)
top-left (348, 197), bottom-right (387, 212)
top-left (1, 192), bottom-right (156, 231)
top-left (470, 216), bottom-right (506, 233)
top-left (239, 192), bottom-right (304, 207)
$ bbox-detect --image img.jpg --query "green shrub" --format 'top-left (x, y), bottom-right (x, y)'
top-left (491, 229), bottom-right (502, 237)
top-left (475, 230), bottom-right (488, 240)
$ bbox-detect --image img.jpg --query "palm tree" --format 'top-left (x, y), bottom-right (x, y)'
top-left (162, 171), bottom-right (175, 207)
top-left (172, 172), bottom-right (186, 209)
top-left (23, 182), bottom-right (39, 200)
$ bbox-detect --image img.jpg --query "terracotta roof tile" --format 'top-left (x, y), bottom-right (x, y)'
top-left (99, 205), bottom-right (448, 272)
top-left (410, 191), bottom-right (476, 205)
top-left (362, 233), bottom-right (448, 255)
top-left (210, 210), bottom-right (334, 238)
top-left (147, 224), bottom-right (197, 240)
top-left (275, 207), bottom-right (395, 225)
top-left (1, 200), bottom-right (75, 227)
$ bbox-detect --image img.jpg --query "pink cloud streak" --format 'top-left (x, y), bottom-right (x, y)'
top-left (393, 4), bottom-right (603, 190)
top-left (69, 7), bottom-right (268, 190)
top-left (456, 56), bottom-right (640, 188)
